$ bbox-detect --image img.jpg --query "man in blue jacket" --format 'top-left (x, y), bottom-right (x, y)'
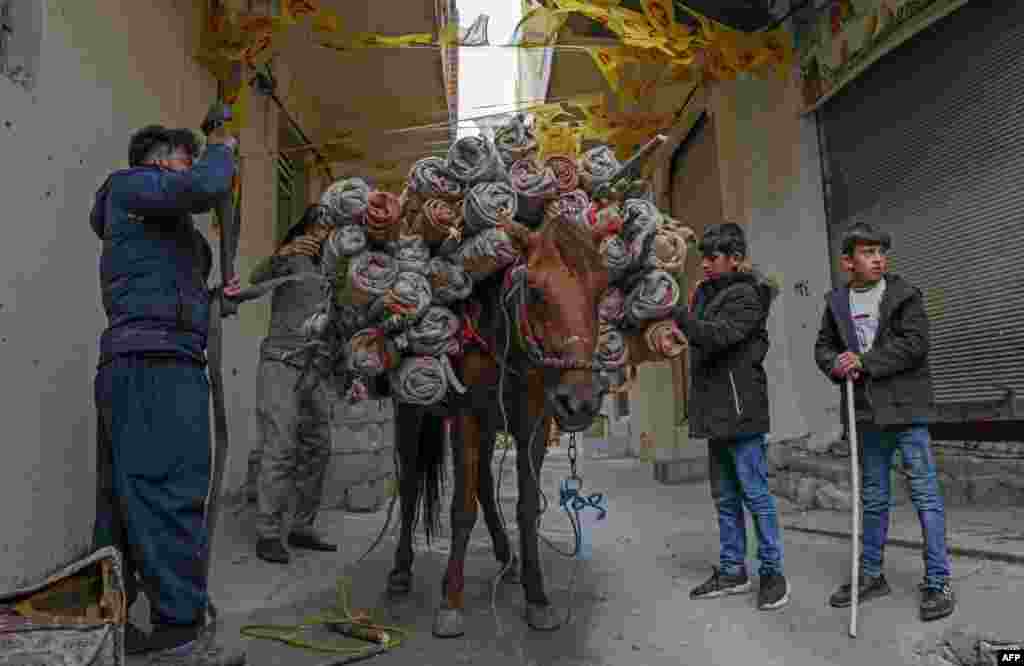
top-left (91, 123), bottom-right (246, 665)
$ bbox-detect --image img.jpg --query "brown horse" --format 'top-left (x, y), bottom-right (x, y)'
top-left (385, 213), bottom-right (610, 637)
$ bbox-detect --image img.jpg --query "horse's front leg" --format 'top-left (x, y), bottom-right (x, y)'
top-left (388, 402), bottom-right (422, 597)
top-left (477, 416), bottom-right (518, 583)
top-left (510, 370), bottom-right (561, 631)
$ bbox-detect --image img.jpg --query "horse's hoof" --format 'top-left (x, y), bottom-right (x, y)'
top-left (386, 569), bottom-right (412, 597)
top-left (432, 605), bottom-right (465, 638)
top-left (499, 556), bottom-right (520, 584)
top-left (524, 602), bottom-right (562, 631)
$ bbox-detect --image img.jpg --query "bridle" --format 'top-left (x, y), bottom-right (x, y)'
top-left (500, 262), bottom-right (609, 372)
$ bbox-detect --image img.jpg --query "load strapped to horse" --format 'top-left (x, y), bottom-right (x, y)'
top-left (292, 113), bottom-right (696, 638)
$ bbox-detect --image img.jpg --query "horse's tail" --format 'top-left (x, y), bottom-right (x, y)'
top-left (416, 412), bottom-right (447, 544)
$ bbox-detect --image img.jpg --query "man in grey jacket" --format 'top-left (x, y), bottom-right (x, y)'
top-left (815, 222), bottom-right (955, 622)
top-left (249, 205), bottom-right (338, 564)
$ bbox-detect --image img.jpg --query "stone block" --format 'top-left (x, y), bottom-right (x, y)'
top-left (795, 477), bottom-right (819, 507)
top-left (653, 457), bottom-right (707, 484)
top-left (322, 448), bottom-right (394, 509)
top-left (766, 443), bottom-right (791, 471)
top-left (786, 455), bottom-right (850, 486)
top-left (814, 482), bottom-right (852, 512)
top-left (967, 477), bottom-right (1002, 504)
top-left (345, 478), bottom-right (391, 513)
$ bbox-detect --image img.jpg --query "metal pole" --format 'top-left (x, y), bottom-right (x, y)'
top-left (845, 375), bottom-right (860, 638)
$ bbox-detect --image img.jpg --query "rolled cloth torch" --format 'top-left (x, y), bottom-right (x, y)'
top-left (590, 134), bottom-right (667, 202)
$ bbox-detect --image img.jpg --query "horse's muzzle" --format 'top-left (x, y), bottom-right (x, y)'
top-left (546, 376), bottom-right (609, 433)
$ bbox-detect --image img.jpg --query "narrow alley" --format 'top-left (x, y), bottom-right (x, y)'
top-left (147, 444), bottom-right (1024, 666)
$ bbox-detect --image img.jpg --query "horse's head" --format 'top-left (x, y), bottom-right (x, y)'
top-left (503, 214), bottom-right (610, 432)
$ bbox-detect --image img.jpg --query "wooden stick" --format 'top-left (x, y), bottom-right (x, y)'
top-left (846, 375), bottom-right (860, 638)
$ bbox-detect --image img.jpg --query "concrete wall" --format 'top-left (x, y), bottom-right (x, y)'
top-left (0, 0), bottom-right (277, 591)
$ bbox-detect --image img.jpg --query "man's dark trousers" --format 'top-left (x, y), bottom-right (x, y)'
top-left (93, 354), bottom-right (211, 627)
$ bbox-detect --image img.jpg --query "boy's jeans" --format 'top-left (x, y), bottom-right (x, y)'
top-left (859, 423), bottom-right (950, 589)
top-left (708, 433), bottom-right (784, 578)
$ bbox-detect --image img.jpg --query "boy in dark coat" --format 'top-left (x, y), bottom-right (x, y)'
top-left (673, 223), bottom-right (789, 611)
top-left (815, 222), bottom-right (955, 622)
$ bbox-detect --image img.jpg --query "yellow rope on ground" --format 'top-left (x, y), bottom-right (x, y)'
top-left (239, 576), bottom-right (410, 657)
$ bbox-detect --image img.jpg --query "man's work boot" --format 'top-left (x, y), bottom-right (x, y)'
top-left (690, 567), bottom-right (752, 600)
top-left (126, 622), bottom-right (154, 655)
top-left (919, 582), bottom-right (956, 622)
top-left (256, 538), bottom-right (291, 564)
top-left (147, 625), bottom-right (246, 665)
top-left (287, 531), bottom-right (337, 552)
top-left (828, 573), bottom-right (891, 608)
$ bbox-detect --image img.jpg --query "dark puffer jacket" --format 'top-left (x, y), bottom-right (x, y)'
top-left (814, 273), bottom-right (936, 427)
top-left (89, 144), bottom-right (235, 364)
top-left (674, 269), bottom-right (778, 442)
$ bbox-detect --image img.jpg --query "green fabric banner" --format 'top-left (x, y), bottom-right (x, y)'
top-left (798, 0), bottom-right (974, 113)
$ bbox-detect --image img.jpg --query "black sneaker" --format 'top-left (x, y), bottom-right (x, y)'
top-left (690, 567), bottom-right (752, 600)
top-left (828, 573), bottom-right (891, 608)
top-left (920, 582), bottom-right (955, 622)
top-left (758, 573), bottom-right (790, 610)
top-left (255, 538), bottom-right (290, 564)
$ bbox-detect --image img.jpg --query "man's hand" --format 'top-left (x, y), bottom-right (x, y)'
top-left (222, 276), bottom-right (242, 299)
top-left (832, 351), bottom-right (863, 380)
top-left (279, 235), bottom-right (322, 258)
top-left (202, 102), bottom-right (238, 148)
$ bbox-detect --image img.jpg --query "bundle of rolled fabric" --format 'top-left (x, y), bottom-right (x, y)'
top-left (417, 199), bottom-right (464, 251)
top-left (599, 235), bottom-right (631, 282)
top-left (407, 305), bottom-right (461, 357)
top-left (463, 182), bottom-right (518, 237)
top-left (587, 203), bottom-right (624, 242)
top-left (454, 227), bottom-right (521, 281)
top-left (321, 178), bottom-right (371, 224)
top-left (345, 327), bottom-right (400, 376)
top-left (623, 268), bottom-right (681, 329)
top-left (598, 286), bottom-right (626, 326)
top-left (390, 235), bottom-right (431, 275)
top-left (390, 355), bottom-right (451, 406)
top-left (324, 224), bottom-right (368, 265)
top-left (662, 215), bottom-right (697, 244)
top-left (595, 323), bottom-right (630, 369)
top-left (494, 114), bottom-right (539, 168)
top-left (407, 156), bottom-right (464, 201)
top-left (621, 198), bottom-right (662, 243)
top-left (578, 145), bottom-right (621, 195)
top-left (645, 227), bottom-right (690, 274)
top-left (626, 229), bottom-right (657, 271)
top-left (545, 154), bottom-right (580, 194)
top-left (447, 135), bottom-right (507, 185)
top-left (344, 251), bottom-right (398, 307)
top-left (364, 190), bottom-right (403, 244)
top-left (509, 159), bottom-right (559, 225)
top-left (426, 257), bottom-right (473, 305)
top-left (545, 189), bottom-right (590, 224)
top-left (644, 319), bottom-right (688, 359)
top-left (370, 271), bottom-right (432, 324)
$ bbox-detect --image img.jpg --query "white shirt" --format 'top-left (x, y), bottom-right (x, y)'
top-left (849, 277), bottom-right (886, 353)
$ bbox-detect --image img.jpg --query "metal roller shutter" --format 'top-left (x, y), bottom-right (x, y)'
top-left (819, 1), bottom-right (1024, 406)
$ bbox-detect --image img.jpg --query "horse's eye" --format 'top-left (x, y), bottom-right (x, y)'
top-left (527, 286), bottom-right (544, 304)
